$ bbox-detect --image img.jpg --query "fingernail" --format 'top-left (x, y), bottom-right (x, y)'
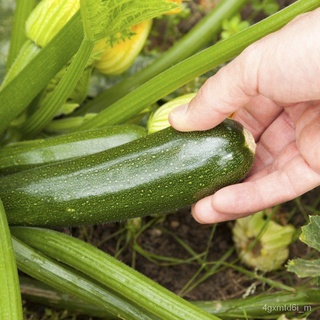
top-left (169, 103), bottom-right (189, 118)
top-left (191, 200), bottom-right (215, 224)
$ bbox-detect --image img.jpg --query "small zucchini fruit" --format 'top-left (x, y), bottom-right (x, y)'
top-left (0, 119), bottom-right (255, 227)
top-left (0, 125), bottom-right (146, 175)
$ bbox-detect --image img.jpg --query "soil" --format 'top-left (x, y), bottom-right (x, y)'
top-left (92, 211), bottom-right (245, 301)
top-left (71, 191), bottom-right (317, 303)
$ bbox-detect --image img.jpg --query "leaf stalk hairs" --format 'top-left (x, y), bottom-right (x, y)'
top-left (93, 20), bottom-right (153, 75)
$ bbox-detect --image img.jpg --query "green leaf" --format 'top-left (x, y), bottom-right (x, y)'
top-left (287, 216), bottom-right (320, 279)
top-left (221, 14), bottom-right (250, 40)
top-left (287, 258), bottom-right (320, 278)
top-left (300, 215), bottom-right (320, 252)
top-left (92, 0), bottom-right (178, 41)
top-left (0, 200), bottom-right (23, 320)
top-left (251, 0), bottom-right (279, 16)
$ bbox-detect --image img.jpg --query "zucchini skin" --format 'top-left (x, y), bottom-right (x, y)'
top-left (0, 119), bottom-right (255, 227)
top-left (0, 125), bottom-right (146, 175)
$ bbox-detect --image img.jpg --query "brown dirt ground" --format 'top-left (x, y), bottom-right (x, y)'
top-left (86, 194), bottom-right (318, 302)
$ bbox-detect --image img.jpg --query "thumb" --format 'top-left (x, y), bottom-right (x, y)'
top-left (168, 54), bottom-right (256, 131)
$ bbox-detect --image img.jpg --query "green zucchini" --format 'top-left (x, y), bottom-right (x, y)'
top-left (0, 119), bottom-right (255, 227)
top-left (0, 125), bottom-right (146, 175)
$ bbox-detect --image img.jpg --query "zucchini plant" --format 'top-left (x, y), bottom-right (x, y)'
top-left (0, 0), bottom-right (320, 319)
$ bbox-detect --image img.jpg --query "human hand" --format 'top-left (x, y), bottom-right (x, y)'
top-left (169, 8), bottom-right (320, 223)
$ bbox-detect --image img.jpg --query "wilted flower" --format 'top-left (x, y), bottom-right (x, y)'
top-left (94, 20), bottom-right (152, 76)
top-left (232, 211), bottom-right (296, 272)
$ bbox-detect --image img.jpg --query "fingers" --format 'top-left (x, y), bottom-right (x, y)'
top-left (192, 102), bottom-right (320, 224)
top-left (168, 56), bottom-right (257, 131)
top-left (231, 95), bottom-right (282, 141)
top-left (294, 102), bottom-right (320, 174)
top-left (169, 8), bottom-right (320, 133)
top-left (249, 111), bottom-right (296, 174)
top-left (192, 152), bottom-right (320, 224)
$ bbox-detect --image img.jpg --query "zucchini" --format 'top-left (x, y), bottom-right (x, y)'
top-left (0, 119), bottom-right (255, 227)
top-left (0, 125), bottom-right (146, 175)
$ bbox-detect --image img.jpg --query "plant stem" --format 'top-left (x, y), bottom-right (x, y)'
top-left (12, 227), bottom-right (220, 320)
top-left (222, 262), bottom-right (295, 292)
top-left (76, 0), bottom-right (320, 131)
top-left (0, 200), bottom-right (23, 320)
top-left (193, 286), bottom-right (320, 319)
top-left (12, 236), bottom-right (159, 320)
top-left (19, 276), bottom-right (114, 319)
top-left (20, 276), bottom-right (320, 319)
top-left (82, 0), bottom-right (249, 114)
top-left (6, 0), bottom-right (37, 71)
top-left (0, 12), bottom-right (84, 136)
top-left (1, 40), bottom-right (41, 89)
top-left (20, 40), bottom-right (94, 138)
top-left (19, 0), bottom-right (104, 138)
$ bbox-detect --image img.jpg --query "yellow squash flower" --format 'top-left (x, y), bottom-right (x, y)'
top-left (94, 20), bottom-right (152, 76)
top-left (165, 0), bottom-right (183, 15)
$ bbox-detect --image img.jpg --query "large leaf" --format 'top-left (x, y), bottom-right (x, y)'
top-left (91, 0), bottom-right (178, 41)
top-left (287, 259), bottom-right (320, 278)
top-left (287, 215), bottom-right (320, 278)
top-left (300, 215), bottom-right (320, 251)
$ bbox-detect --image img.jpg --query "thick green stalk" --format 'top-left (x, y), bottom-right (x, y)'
top-left (83, 0), bottom-right (249, 113)
top-left (76, 0), bottom-right (320, 131)
top-left (20, 40), bottom-right (94, 138)
top-left (12, 236), bottom-right (159, 320)
top-left (0, 1), bottom-right (179, 137)
top-left (12, 227), bottom-right (219, 320)
top-left (19, 276), bottom-right (116, 319)
top-left (20, 276), bottom-right (320, 319)
top-left (6, 0), bottom-right (37, 71)
top-left (0, 12), bottom-right (84, 136)
top-left (194, 286), bottom-right (320, 319)
top-left (1, 40), bottom-right (41, 89)
top-left (19, 0), bottom-right (101, 138)
top-left (0, 200), bottom-right (22, 320)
